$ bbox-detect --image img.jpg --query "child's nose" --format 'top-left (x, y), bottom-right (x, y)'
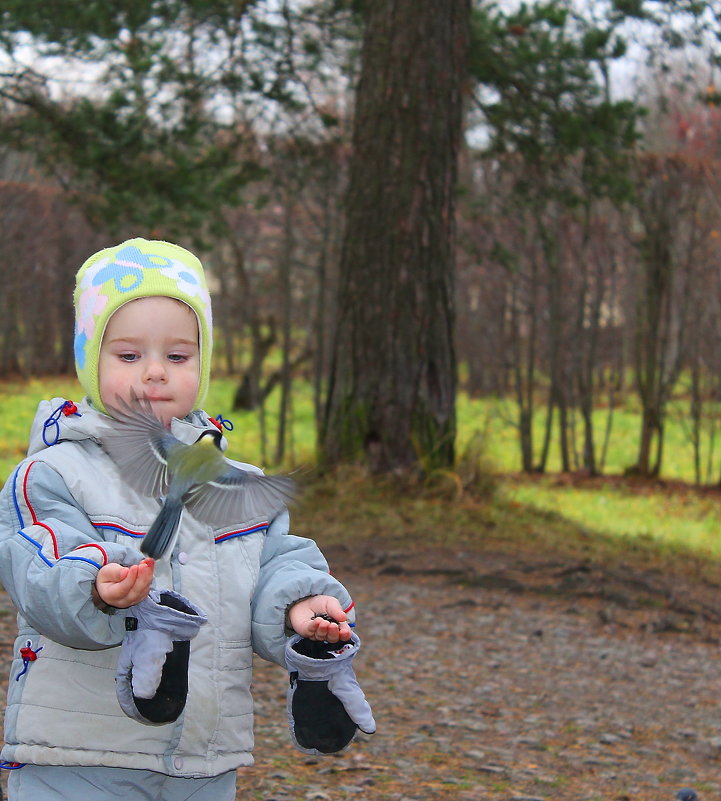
top-left (143, 358), bottom-right (168, 382)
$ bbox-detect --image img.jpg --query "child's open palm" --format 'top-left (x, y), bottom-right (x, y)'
top-left (287, 595), bottom-right (352, 642)
top-left (95, 558), bottom-right (155, 608)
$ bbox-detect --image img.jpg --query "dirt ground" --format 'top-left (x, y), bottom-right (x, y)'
top-left (2, 541), bottom-right (721, 801)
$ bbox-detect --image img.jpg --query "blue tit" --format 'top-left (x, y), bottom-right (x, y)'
top-left (99, 393), bottom-right (296, 559)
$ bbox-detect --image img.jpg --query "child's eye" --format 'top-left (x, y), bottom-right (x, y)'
top-left (168, 353), bottom-right (189, 363)
top-left (119, 353), bottom-right (138, 362)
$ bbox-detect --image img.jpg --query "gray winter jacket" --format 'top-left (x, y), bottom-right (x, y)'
top-left (0, 398), bottom-right (353, 777)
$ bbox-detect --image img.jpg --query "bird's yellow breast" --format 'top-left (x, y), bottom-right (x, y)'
top-left (168, 437), bottom-right (225, 483)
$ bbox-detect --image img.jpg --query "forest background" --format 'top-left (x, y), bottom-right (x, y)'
top-left (0, 0), bottom-right (721, 560)
top-left (3, 4), bottom-right (721, 800)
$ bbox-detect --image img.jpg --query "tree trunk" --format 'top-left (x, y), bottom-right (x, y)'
top-left (232, 317), bottom-right (276, 411)
top-left (275, 188), bottom-right (294, 464)
top-left (313, 197), bottom-right (331, 432)
top-left (508, 245), bottom-right (538, 474)
top-left (321, 0), bottom-right (469, 473)
top-left (538, 395), bottom-right (554, 473)
top-left (630, 155), bottom-right (698, 477)
top-left (573, 211), bottom-right (607, 477)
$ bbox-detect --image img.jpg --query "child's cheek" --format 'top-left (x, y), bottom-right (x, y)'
top-left (99, 370), bottom-right (139, 411)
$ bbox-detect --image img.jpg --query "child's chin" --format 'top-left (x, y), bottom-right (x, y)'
top-left (134, 396), bottom-right (173, 424)
top-left (149, 404), bottom-right (174, 426)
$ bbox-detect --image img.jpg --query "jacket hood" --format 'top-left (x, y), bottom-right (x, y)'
top-left (27, 397), bottom-right (227, 457)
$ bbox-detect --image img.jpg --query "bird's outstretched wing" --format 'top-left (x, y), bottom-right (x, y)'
top-left (185, 466), bottom-right (297, 527)
top-left (99, 392), bottom-right (175, 498)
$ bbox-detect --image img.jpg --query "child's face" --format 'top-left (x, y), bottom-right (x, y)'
top-left (99, 296), bottom-right (201, 425)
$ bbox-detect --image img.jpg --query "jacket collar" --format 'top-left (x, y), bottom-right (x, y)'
top-left (27, 397), bottom-right (227, 456)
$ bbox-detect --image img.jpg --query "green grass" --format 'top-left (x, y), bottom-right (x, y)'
top-left (0, 376), bottom-right (86, 473)
top-left (501, 477), bottom-right (721, 558)
top-left (2, 375), bottom-right (721, 573)
top-left (455, 393), bottom-right (721, 563)
top-left (456, 393), bottom-right (718, 483)
top-left (1, 376), bottom-right (713, 482)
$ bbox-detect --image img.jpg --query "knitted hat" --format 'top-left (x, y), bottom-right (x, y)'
top-left (74, 238), bottom-right (213, 414)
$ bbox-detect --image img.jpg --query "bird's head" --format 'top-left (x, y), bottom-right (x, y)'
top-left (169, 432), bottom-right (224, 483)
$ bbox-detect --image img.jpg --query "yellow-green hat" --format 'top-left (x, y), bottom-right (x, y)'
top-left (74, 238), bottom-right (213, 414)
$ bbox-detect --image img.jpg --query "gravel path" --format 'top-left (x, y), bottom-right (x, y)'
top-left (249, 547), bottom-right (721, 801)
top-left (2, 545), bottom-right (721, 801)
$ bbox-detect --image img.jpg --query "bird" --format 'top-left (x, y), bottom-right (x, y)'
top-left (98, 392), bottom-right (297, 559)
top-left (676, 789), bottom-right (699, 801)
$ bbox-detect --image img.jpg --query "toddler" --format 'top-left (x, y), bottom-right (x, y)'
top-left (0, 238), bottom-right (366, 801)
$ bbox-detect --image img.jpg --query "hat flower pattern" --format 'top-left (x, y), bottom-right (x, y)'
top-left (74, 285), bottom-right (108, 369)
top-left (89, 245), bottom-right (173, 293)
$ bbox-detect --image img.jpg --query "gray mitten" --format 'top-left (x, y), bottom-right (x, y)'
top-left (116, 589), bottom-right (207, 725)
top-left (285, 632), bottom-right (376, 755)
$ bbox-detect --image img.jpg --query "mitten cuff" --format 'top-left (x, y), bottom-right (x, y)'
top-left (285, 633), bottom-right (359, 679)
top-left (124, 589), bottom-right (207, 638)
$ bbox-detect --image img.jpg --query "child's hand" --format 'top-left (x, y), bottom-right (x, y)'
top-left (287, 595), bottom-right (352, 643)
top-left (95, 559), bottom-right (155, 608)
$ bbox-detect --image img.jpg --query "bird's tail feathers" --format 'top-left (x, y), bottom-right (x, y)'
top-left (141, 501), bottom-right (183, 559)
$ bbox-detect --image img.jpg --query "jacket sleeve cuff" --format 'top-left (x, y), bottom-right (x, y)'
top-left (252, 574), bottom-right (354, 665)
